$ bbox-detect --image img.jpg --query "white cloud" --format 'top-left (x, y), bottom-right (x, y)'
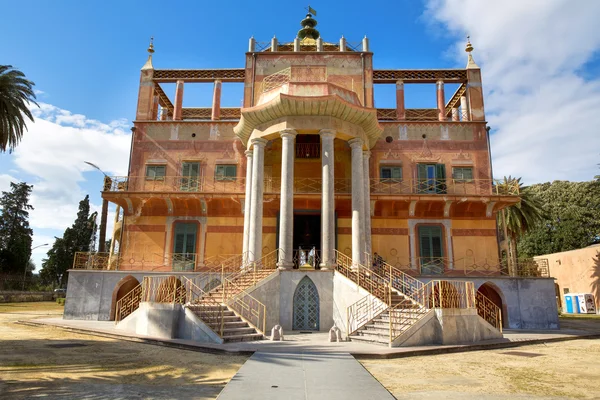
top-left (426, 0), bottom-right (600, 184)
top-left (1, 102), bottom-right (131, 270)
top-left (15, 103), bottom-right (130, 230)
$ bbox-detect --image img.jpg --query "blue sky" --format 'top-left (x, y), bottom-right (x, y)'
top-left (1, 0), bottom-right (599, 270)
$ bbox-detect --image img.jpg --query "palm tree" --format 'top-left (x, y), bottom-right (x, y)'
top-left (0, 65), bottom-right (38, 152)
top-left (497, 176), bottom-right (545, 275)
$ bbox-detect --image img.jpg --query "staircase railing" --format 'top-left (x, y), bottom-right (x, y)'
top-left (115, 283), bottom-right (143, 322)
top-left (223, 277), bottom-right (267, 335)
top-left (334, 250), bottom-right (390, 302)
top-left (389, 280), bottom-right (476, 343)
top-left (475, 290), bottom-right (503, 332)
top-left (377, 260), bottom-right (424, 301)
top-left (347, 293), bottom-right (388, 336)
top-left (180, 276), bottom-right (225, 337)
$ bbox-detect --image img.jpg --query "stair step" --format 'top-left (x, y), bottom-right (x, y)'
top-left (222, 327), bottom-right (256, 335)
top-left (223, 333), bottom-right (264, 343)
top-left (349, 334), bottom-right (389, 346)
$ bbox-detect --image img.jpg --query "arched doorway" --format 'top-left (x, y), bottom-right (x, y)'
top-left (109, 275), bottom-right (140, 321)
top-left (478, 282), bottom-right (507, 328)
top-left (292, 276), bottom-right (320, 330)
top-left (156, 276), bottom-right (186, 303)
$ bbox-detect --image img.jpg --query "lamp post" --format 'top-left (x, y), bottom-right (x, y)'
top-left (23, 243), bottom-right (49, 291)
top-left (84, 161), bottom-right (111, 253)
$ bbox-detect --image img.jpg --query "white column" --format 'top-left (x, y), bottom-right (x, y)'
top-left (362, 151), bottom-right (372, 261)
top-left (277, 129), bottom-right (297, 269)
top-left (248, 138), bottom-right (268, 263)
top-left (349, 138), bottom-right (365, 267)
top-left (242, 149), bottom-right (253, 265)
top-left (460, 95), bottom-right (470, 121)
top-left (320, 129), bottom-right (336, 269)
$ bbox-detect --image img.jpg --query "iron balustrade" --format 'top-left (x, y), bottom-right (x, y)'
top-left (102, 176), bottom-right (518, 196)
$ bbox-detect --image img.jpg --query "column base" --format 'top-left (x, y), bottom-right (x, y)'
top-left (277, 261), bottom-right (294, 270)
top-left (319, 262), bottom-right (336, 271)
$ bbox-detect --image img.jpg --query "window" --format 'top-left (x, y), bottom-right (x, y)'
top-left (172, 222), bottom-right (197, 271)
top-left (452, 167), bottom-right (473, 182)
top-left (418, 225), bottom-right (444, 275)
top-left (145, 165), bottom-right (166, 180)
top-left (417, 164), bottom-right (446, 194)
top-left (380, 166), bottom-right (402, 182)
top-left (215, 165), bottom-right (237, 181)
top-left (181, 162), bottom-right (200, 191)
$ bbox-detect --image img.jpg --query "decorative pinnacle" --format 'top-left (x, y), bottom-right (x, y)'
top-left (465, 35), bottom-right (479, 69)
top-left (465, 35), bottom-right (473, 53)
top-left (148, 36), bottom-right (155, 54)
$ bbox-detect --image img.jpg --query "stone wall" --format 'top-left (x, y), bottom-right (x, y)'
top-left (0, 291), bottom-right (54, 303)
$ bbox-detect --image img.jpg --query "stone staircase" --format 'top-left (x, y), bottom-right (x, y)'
top-left (187, 269), bottom-right (275, 343)
top-left (349, 291), bottom-right (425, 346)
top-left (187, 304), bottom-right (264, 343)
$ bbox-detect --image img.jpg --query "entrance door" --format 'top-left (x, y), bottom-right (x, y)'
top-left (293, 213), bottom-right (321, 268)
top-left (418, 225), bottom-right (444, 274)
top-left (292, 276), bottom-right (320, 330)
top-left (172, 222), bottom-right (197, 271)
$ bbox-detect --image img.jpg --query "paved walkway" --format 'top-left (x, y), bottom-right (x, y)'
top-left (25, 317), bottom-right (600, 358)
top-left (217, 352), bottom-right (394, 400)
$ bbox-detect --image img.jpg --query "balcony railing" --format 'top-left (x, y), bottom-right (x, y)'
top-left (295, 143), bottom-right (321, 159)
top-left (103, 177), bottom-right (519, 196)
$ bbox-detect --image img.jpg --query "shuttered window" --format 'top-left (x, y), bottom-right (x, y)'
top-left (215, 165), bottom-right (237, 181)
top-left (145, 165), bottom-right (166, 180)
top-left (380, 166), bottom-right (402, 181)
top-left (181, 162), bottom-right (200, 191)
top-left (417, 163), bottom-right (447, 194)
top-left (452, 167), bottom-right (473, 182)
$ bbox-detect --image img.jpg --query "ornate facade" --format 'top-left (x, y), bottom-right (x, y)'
top-left (66, 14), bottom-right (558, 342)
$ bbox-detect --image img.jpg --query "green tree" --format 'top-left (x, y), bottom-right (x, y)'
top-left (497, 176), bottom-right (545, 273)
top-left (0, 182), bottom-right (34, 274)
top-left (40, 196), bottom-right (97, 287)
top-left (0, 65), bottom-right (38, 152)
top-left (517, 180), bottom-right (600, 257)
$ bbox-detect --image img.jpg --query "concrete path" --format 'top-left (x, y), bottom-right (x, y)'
top-left (217, 351), bottom-right (394, 400)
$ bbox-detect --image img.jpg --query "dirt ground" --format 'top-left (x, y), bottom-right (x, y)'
top-left (361, 338), bottom-right (600, 400)
top-left (0, 302), bottom-right (247, 400)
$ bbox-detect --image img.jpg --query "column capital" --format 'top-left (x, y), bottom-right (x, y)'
top-left (396, 80), bottom-right (404, 87)
top-left (250, 137), bottom-right (269, 148)
top-left (319, 129), bottom-right (336, 138)
top-left (436, 80), bottom-right (444, 88)
top-left (362, 150), bottom-right (371, 159)
top-left (280, 129), bottom-right (297, 138)
top-left (245, 149), bottom-right (253, 157)
top-left (348, 137), bottom-right (363, 149)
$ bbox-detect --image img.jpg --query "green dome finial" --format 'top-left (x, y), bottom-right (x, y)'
top-left (298, 12), bottom-right (320, 40)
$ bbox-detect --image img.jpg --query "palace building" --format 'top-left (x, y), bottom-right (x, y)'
top-left (65, 13), bottom-right (558, 346)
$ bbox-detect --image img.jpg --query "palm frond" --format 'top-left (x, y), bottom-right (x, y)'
top-left (0, 65), bottom-right (39, 152)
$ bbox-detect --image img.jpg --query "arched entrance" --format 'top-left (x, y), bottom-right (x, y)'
top-left (478, 282), bottom-right (507, 328)
top-left (109, 275), bottom-right (140, 321)
top-left (292, 276), bottom-right (320, 330)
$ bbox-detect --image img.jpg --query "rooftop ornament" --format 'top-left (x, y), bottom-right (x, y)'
top-left (142, 36), bottom-right (155, 70)
top-left (298, 6), bottom-right (320, 40)
top-left (465, 36), bottom-right (479, 69)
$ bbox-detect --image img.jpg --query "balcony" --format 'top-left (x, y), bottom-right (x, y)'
top-left (103, 176), bottom-right (519, 196)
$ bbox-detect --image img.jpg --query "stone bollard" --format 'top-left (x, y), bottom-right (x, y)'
top-left (329, 326), bottom-right (343, 342)
top-left (270, 325), bottom-right (284, 341)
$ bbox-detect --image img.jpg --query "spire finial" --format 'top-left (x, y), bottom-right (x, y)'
top-left (142, 36), bottom-right (155, 71)
top-left (148, 36), bottom-right (155, 54)
top-left (465, 35), bottom-right (479, 69)
top-left (465, 35), bottom-right (473, 53)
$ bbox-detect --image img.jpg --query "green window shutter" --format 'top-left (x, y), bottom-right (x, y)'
top-left (173, 223), bottom-right (197, 254)
top-left (417, 164), bottom-right (427, 180)
top-left (392, 167), bottom-right (402, 179)
top-left (435, 164), bottom-right (446, 179)
top-left (226, 165), bottom-right (236, 178)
